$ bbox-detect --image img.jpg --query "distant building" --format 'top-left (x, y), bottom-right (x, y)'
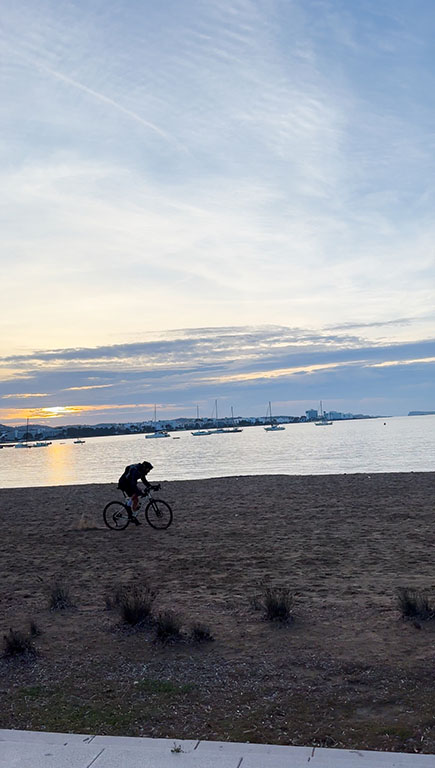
top-left (305, 409), bottom-right (318, 421)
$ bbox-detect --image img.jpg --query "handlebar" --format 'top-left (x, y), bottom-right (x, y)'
top-left (141, 483), bottom-right (160, 496)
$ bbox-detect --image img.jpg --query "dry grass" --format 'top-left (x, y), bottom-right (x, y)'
top-left (2, 629), bottom-right (36, 658)
top-left (397, 588), bottom-right (435, 621)
top-left (47, 581), bottom-right (75, 611)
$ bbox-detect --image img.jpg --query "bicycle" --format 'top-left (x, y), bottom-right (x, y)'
top-left (103, 488), bottom-right (173, 531)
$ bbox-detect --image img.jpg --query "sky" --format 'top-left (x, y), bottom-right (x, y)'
top-left (1, 0), bottom-right (435, 424)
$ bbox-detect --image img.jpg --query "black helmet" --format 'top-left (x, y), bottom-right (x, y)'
top-left (141, 461), bottom-right (153, 472)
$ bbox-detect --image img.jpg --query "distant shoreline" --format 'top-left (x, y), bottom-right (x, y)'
top-left (1, 414), bottom-right (384, 443)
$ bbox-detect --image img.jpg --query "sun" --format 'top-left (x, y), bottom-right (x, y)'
top-left (0, 405), bottom-right (85, 422)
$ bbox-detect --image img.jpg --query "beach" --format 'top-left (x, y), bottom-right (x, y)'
top-left (1, 472), bottom-right (435, 752)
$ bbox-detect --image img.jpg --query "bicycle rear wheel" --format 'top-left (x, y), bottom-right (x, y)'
top-left (103, 500), bottom-right (130, 530)
top-left (145, 499), bottom-right (173, 530)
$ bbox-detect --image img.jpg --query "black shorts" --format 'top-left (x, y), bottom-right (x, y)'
top-left (119, 480), bottom-right (140, 497)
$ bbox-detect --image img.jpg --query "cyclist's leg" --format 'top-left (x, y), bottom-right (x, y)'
top-left (126, 488), bottom-right (142, 525)
top-left (124, 487), bottom-right (137, 518)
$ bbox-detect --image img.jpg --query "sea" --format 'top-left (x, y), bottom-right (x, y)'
top-left (0, 415), bottom-right (434, 489)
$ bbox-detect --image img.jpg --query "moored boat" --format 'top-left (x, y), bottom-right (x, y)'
top-left (264, 401), bottom-right (285, 431)
top-left (315, 401), bottom-right (333, 426)
top-left (145, 405), bottom-right (170, 438)
top-left (145, 430), bottom-right (170, 439)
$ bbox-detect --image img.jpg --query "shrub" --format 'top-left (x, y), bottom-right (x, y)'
top-left (3, 629), bottom-right (36, 658)
top-left (48, 581), bottom-right (75, 611)
top-left (155, 611), bottom-right (182, 643)
top-left (191, 621), bottom-right (214, 643)
top-left (253, 585), bottom-right (294, 623)
top-left (397, 588), bottom-right (434, 620)
top-left (264, 586), bottom-right (294, 622)
top-left (117, 583), bottom-right (156, 627)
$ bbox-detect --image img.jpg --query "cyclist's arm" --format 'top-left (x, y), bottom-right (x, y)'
top-left (140, 481), bottom-right (160, 493)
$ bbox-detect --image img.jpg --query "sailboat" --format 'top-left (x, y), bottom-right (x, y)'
top-left (264, 402), bottom-right (285, 431)
top-left (210, 400), bottom-right (226, 434)
top-left (145, 405), bottom-right (170, 438)
top-left (224, 406), bottom-right (243, 433)
top-left (315, 401), bottom-right (333, 426)
top-left (210, 401), bottom-right (242, 434)
top-left (191, 405), bottom-right (212, 436)
top-left (15, 418), bottom-right (32, 448)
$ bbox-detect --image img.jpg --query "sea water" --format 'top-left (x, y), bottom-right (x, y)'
top-left (0, 415), bottom-right (434, 489)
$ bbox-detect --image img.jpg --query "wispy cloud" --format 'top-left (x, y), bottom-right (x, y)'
top-left (1, 393), bottom-right (49, 399)
top-left (63, 384), bottom-right (114, 392)
top-left (1, 0), bottom-right (435, 418)
top-left (37, 64), bottom-right (184, 149)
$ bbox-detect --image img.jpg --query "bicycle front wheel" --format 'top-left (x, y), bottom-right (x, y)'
top-left (145, 499), bottom-right (173, 530)
top-left (103, 501), bottom-right (130, 530)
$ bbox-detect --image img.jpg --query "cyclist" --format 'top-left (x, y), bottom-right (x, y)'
top-left (117, 461), bottom-right (160, 525)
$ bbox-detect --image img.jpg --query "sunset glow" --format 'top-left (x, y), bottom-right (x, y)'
top-left (0, 402), bottom-right (171, 423)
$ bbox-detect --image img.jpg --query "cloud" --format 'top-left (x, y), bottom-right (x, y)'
top-left (0, 403), bottom-right (159, 422)
top-left (0, 0), bottom-right (435, 421)
top-left (1, 392), bottom-right (49, 399)
top-left (1, 1), bottom-right (434, 351)
top-left (63, 384), bottom-right (114, 391)
top-left (0, 325), bottom-right (434, 422)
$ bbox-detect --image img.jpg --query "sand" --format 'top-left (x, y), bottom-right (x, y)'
top-left (1, 473), bottom-right (435, 752)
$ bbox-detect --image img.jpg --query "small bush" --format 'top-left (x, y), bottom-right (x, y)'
top-left (264, 586), bottom-right (294, 622)
top-left (191, 622), bottom-right (214, 643)
top-left (155, 611), bottom-right (182, 643)
top-left (252, 585), bottom-right (294, 623)
top-left (48, 581), bottom-right (74, 611)
top-left (117, 584), bottom-right (156, 627)
top-left (3, 629), bottom-right (36, 658)
top-left (397, 588), bottom-right (434, 620)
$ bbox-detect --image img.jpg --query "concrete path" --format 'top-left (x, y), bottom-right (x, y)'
top-left (1, 729), bottom-right (434, 767)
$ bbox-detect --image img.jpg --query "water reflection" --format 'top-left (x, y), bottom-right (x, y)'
top-left (44, 442), bottom-right (76, 486)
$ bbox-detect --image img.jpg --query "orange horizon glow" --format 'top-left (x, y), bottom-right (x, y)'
top-left (0, 402), bottom-right (173, 424)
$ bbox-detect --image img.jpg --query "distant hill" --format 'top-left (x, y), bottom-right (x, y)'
top-left (408, 411), bottom-right (435, 416)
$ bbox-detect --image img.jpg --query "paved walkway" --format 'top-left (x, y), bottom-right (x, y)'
top-left (1, 729), bottom-right (435, 767)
